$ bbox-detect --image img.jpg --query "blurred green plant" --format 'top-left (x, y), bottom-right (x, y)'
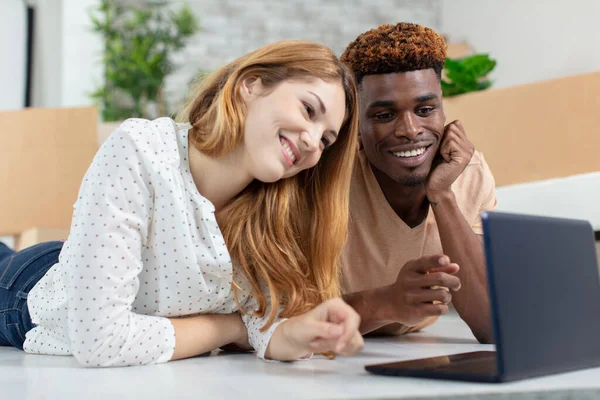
top-left (89, 0), bottom-right (199, 121)
top-left (441, 54), bottom-right (497, 97)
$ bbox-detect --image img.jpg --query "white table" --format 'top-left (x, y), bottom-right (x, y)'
top-left (2, 314), bottom-right (600, 400)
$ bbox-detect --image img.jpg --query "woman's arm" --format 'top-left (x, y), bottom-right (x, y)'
top-left (169, 313), bottom-right (247, 360)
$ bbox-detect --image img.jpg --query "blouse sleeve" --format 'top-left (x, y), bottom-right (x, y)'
top-left (63, 120), bottom-right (176, 367)
top-left (241, 298), bottom-right (286, 360)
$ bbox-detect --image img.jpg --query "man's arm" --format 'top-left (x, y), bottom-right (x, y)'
top-left (344, 286), bottom-right (396, 334)
top-left (429, 191), bottom-right (493, 343)
top-left (425, 120), bottom-right (494, 344)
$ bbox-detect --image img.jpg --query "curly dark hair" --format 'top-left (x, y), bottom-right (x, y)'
top-left (341, 22), bottom-right (447, 84)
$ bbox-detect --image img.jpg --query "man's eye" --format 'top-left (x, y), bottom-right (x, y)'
top-left (417, 107), bottom-right (434, 116)
top-left (304, 103), bottom-right (315, 118)
top-left (374, 112), bottom-right (394, 121)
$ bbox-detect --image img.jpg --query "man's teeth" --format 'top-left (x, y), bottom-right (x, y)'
top-left (281, 138), bottom-right (296, 163)
top-left (392, 147), bottom-right (426, 158)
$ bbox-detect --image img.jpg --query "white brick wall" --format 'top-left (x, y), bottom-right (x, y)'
top-left (164, 0), bottom-right (441, 112)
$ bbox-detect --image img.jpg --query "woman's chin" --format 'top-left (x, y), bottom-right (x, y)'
top-left (254, 167), bottom-right (287, 183)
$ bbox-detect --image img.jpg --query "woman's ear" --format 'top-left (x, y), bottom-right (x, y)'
top-left (239, 76), bottom-right (262, 102)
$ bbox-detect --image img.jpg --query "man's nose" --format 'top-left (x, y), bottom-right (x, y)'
top-left (394, 113), bottom-right (422, 141)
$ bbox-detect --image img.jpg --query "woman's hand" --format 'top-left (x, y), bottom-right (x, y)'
top-left (266, 298), bottom-right (364, 360)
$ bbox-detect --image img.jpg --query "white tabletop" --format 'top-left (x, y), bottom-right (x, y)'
top-left (1, 313), bottom-right (600, 400)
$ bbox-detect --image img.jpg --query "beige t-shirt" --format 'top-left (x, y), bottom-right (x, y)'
top-left (341, 149), bottom-right (497, 334)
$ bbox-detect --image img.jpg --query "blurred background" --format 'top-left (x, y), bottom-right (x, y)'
top-left (1, 0), bottom-right (599, 258)
top-left (3, 0), bottom-right (600, 115)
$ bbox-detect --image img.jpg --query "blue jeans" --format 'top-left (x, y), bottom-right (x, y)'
top-left (0, 241), bottom-right (63, 349)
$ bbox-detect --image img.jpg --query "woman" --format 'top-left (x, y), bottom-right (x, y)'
top-left (0, 40), bottom-right (363, 367)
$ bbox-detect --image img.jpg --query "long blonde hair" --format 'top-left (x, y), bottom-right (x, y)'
top-left (178, 41), bottom-right (359, 329)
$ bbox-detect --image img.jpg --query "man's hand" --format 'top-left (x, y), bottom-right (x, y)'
top-left (383, 255), bottom-right (461, 327)
top-left (267, 298), bottom-right (364, 360)
top-left (426, 120), bottom-right (475, 202)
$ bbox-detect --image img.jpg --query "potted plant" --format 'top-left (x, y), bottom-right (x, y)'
top-left (89, 0), bottom-right (199, 122)
top-left (442, 54), bottom-right (497, 97)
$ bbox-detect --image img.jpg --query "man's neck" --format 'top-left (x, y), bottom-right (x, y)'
top-left (370, 164), bottom-right (430, 228)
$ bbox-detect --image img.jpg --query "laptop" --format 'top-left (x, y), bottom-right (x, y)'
top-left (365, 211), bottom-right (600, 383)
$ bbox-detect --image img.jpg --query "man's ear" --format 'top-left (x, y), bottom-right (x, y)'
top-left (239, 76), bottom-right (262, 102)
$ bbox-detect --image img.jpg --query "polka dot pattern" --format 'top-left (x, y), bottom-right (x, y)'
top-left (24, 118), bottom-right (283, 366)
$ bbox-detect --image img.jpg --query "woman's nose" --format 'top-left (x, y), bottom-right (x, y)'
top-left (299, 130), bottom-right (320, 152)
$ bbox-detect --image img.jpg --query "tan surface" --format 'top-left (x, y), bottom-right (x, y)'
top-left (0, 107), bottom-right (98, 236)
top-left (443, 71), bottom-right (600, 187)
top-left (97, 121), bottom-right (121, 145)
top-left (16, 227), bottom-right (70, 251)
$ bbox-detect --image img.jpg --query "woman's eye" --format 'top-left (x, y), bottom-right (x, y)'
top-left (304, 103), bottom-right (315, 118)
top-left (321, 136), bottom-right (331, 148)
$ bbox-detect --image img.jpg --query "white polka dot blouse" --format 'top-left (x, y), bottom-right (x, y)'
top-left (23, 118), bottom-right (283, 367)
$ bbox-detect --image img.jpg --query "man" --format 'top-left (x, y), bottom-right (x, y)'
top-left (340, 22), bottom-right (496, 343)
